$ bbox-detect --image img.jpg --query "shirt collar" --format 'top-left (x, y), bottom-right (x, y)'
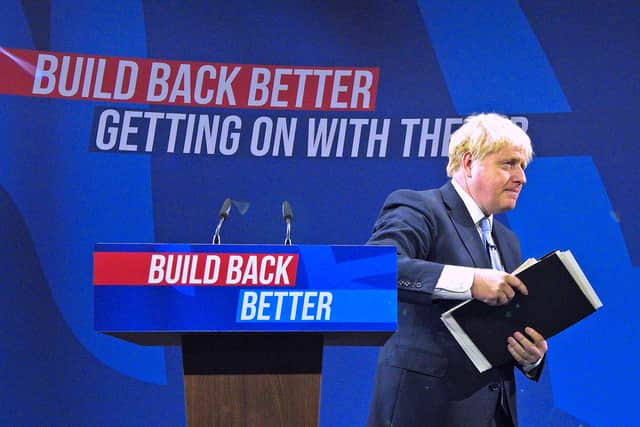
top-left (451, 179), bottom-right (493, 229)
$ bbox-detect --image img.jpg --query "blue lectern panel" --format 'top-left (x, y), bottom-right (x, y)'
top-left (94, 244), bottom-right (396, 332)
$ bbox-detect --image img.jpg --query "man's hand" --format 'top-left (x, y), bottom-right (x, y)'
top-left (471, 269), bottom-right (528, 305)
top-left (508, 326), bottom-right (548, 367)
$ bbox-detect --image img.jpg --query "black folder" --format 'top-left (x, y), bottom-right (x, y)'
top-left (441, 250), bottom-right (603, 372)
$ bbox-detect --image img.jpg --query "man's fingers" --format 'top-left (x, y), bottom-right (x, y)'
top-left (510, 334), bottom-right (541, 364)
top-left (491, 291), bottom-right (510, 306)
top-left (507, 339), bottom-right (526, 362)
top-left (502, 284), bottom-right (515, 300)
top-left (506, 275), bottom-right (528, 295)
top-left (515, 332), bottom-right (544, 359)
top-left (507, 344), bottom-right (524, 364)
top-left (473, 270), bottom-right (529, 306)
top-left (524, 327), bottom-right (549, 352)
top-left (524, 327), bottom-right (543, 342)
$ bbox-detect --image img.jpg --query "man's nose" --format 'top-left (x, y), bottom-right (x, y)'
top-left (514, 166), bottom-right (526, 184)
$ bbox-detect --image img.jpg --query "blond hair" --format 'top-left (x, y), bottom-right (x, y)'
top-left (446, 113), bottom-right (533, 177)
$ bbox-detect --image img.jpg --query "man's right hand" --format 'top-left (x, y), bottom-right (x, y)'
top-left (471, 269), bottom-right (528, 305)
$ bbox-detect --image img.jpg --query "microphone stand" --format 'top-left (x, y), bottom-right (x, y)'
top-left (282, 200), bottom-right (293, 245)
top-left (212, 198), bottom-right (232, 244)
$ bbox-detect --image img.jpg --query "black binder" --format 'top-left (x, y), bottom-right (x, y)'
top-left (441, 250), bottom-right (603, 372)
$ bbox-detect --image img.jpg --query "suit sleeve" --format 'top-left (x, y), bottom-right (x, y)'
top-left (367, 190), bottom-right (446, 306)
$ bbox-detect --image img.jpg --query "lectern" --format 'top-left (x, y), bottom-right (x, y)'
top-left (94, 243), bottom-right (396, 427)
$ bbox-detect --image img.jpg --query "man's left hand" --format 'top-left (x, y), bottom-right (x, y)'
top-left (507, 326), bottom-right (548, 366)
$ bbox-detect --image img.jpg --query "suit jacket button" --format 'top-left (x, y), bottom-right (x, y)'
top-left (488, 383), bottom-right (500, 391)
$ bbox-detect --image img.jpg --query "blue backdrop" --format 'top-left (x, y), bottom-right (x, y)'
top-left (1, 1), bottom-right (637, 426)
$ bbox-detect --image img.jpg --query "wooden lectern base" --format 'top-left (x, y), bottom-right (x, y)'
top-left (181, 334), bottom-right (323, 427)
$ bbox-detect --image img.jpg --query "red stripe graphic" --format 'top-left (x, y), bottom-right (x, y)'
top-left (0, 47), bottom-right (378, 111)
top-left (93, 252), bottom-right (299, 286)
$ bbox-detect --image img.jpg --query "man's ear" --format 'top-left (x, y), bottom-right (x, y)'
top-left (462, 152), bottom-right (474, 177)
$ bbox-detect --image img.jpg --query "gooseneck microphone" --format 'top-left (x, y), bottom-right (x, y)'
top-left (212, 198), bottom-right (232, 244)
top-left (282, 200), bottom-right (293, 245)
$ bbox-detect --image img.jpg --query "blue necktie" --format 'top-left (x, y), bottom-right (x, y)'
top-left (480, 218), bottom-right (510, 417)
top-left (479, 217), bottom-right (503, 271)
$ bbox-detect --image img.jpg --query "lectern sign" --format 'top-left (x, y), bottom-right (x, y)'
top-left (93, 243), bottom-right (397, 332)
top-left (94, 252), bottom-right (299, 286)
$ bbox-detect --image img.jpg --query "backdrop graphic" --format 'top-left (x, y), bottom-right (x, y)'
top-left (1, 1), bottom-right (637, 426)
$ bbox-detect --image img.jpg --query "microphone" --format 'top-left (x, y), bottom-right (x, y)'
top-left (212, 198), bottom-right (232, 244)
top-left (282, 200), bottom-right (293, 245)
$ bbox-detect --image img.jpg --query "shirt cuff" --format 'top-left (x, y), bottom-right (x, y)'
top-left (433, 265), bottom-right (474, 300)
top-left (522, 357), bottom-right (543, 373)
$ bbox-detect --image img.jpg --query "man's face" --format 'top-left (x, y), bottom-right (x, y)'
top-left (465, 146), bottom-right (527, 215)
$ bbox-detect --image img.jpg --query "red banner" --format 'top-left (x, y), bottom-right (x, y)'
top-left (93, 252), bottom-right (299, 286)
top-left (0, 47), bottom-right (378, 111)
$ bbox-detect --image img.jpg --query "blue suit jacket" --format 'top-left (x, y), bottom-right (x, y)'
top-left (366, 182), bottom-right (536, 427)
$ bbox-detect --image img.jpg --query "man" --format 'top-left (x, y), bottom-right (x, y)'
top-left (366, 113), bottom-right (547, 427)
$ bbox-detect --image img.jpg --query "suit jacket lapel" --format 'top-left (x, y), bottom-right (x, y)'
top-left (440, 181), bottom-right (492, 269)
top-left (493, 224), bottom-right (519, 272)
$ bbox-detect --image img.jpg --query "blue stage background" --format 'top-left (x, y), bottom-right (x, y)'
top-left (1, 1), bottom-right (637, 426)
